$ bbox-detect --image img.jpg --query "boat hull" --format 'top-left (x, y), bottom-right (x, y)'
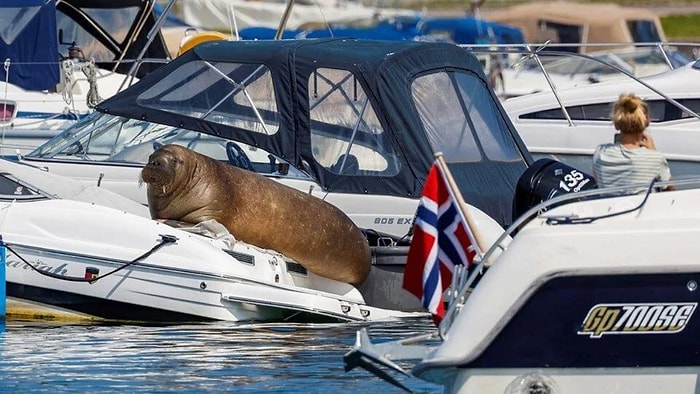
top-left (4, 243), bottom-right (301, 322)
top-left (1, 199), bottom-right (422, 323)
top-left (417, 272), bottom-right (700, 393)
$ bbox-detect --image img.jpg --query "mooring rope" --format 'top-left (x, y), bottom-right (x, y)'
top-left (82, 59), bottom-right (102, 108)
top-left (3, 234), bottom-right (178, 284)
top-left (61, 59), bottom-right (75, 106)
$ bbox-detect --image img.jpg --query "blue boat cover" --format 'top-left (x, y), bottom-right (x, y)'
top-left (0, 0), bottom-right (59, 91)
top-left (419, 17), bottom-right (525, 45)
top-left (239, 16), bottom-right (524, 45)
top-left (239, 21), bottom-right (433, 42)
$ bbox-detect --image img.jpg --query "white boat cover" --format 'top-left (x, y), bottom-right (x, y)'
top-left (180, 0), bottom-right (417, 31)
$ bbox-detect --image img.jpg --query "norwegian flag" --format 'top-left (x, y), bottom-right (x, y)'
top-left (403, 161), bottom-right (477, 324)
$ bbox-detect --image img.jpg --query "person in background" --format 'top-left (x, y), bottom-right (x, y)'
top-left (592, 93), bottom-right (674, 191)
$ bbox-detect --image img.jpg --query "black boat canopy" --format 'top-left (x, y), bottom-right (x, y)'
top-left (98, 38), bottom-right (532, 227)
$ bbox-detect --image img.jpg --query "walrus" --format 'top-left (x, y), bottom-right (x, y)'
top-left (140, 144), bottom-right (371, 285)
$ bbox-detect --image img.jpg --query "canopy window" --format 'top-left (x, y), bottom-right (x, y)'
top-left (627, 20), bottom-right (662, 42)
top-left (137, 60), bottom-right (280, 136)
top-left (308, 67), bottom-right (400, 177)
top-left (538, 21), bottom-right (581, 53)
top-left (411, 70), bottom-right (521, 163)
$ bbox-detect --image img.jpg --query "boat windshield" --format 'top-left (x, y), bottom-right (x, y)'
top-left (56, 5), bottom-right (141, 63)
top-left (26, 112), bottom-right (308, 178)
top-left (694, 58), bottom-right (700, 70)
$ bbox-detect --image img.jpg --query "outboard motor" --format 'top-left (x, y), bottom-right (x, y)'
top-left (512, 158), bottom-right (597, 222)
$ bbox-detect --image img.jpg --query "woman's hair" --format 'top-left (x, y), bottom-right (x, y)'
top-left (611, 93), bottom-right (649, 134)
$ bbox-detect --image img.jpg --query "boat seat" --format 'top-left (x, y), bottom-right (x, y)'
top-left (330, 154), bottom-right (359, 175)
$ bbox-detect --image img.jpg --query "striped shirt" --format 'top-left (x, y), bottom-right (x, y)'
top-left (592, 143), bottom-right (671, 189)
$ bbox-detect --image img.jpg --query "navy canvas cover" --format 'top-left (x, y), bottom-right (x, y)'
top-left (0, 0), bottom-right (59, 91)
top-left (98, 39), bottom-right (532, 227)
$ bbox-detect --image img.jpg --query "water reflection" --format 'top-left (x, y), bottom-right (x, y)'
top-left (0, 318), bottom-right (441, 393)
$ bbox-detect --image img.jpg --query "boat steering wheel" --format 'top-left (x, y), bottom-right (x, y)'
top-left (225, 141), bottom-right (255, 172)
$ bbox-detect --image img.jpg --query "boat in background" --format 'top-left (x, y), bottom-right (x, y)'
top-left (470, 0), bottom-right (688, 98)
top-left (490, 45), bottom-right (692, 99)
top-left (0, 0), bottom-right (179, 154)
top-left (502, 56), bottom-right (700, 178)
top-left (179, 0), bottom-right (418, 33)
top-left (344, 173), bottom-right (700, 393)
top-left (238, 15), bottom-right (524, 47)
top-left (482, 1), bottom-right (667, 53)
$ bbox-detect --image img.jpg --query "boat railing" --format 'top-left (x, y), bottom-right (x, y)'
top-left (458, 41), bottom-right (700, 123)
top-left (438, 176), bottom-right (700, 339)
top-left (459, 41), bottom-right (700, 68)
top-left (119, 0), bottom-right (178, 91)
top-left (0, 56), bottom-right (169, 118)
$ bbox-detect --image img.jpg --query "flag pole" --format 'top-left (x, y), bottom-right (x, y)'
top-left (434, 152), bottom-right (488, 258)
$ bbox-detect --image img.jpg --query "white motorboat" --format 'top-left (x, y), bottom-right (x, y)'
top-left (344, 174), bottom-right (700, 393)
top-left (3, 38), bottom-right (537, 323)
top-left (0, 158), bottom-right (423, 323)
top-left (502, 56), bottom-right (700, 178)
top-left (19, 114), bottom-right (423, 238)
top-left (489, 46), bottom-right (692, 99)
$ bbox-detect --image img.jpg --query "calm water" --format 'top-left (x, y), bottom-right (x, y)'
top-left (0, 317), bottom-right (443, 393)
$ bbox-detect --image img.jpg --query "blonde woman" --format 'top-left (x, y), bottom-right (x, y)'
top-left (592, 93), bottom-right (673, 191)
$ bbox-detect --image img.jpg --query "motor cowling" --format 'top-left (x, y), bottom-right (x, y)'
top-left (512, 158), bottom-right (597, 222)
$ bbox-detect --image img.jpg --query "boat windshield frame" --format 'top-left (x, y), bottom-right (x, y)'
top-left (26, 112), bottom-right (309, 179)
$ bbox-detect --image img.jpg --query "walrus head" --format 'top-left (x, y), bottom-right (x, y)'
top-left (140, 144), bottom-right (220, 222)
top-left (140, 145), bottom-right (189, 195)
